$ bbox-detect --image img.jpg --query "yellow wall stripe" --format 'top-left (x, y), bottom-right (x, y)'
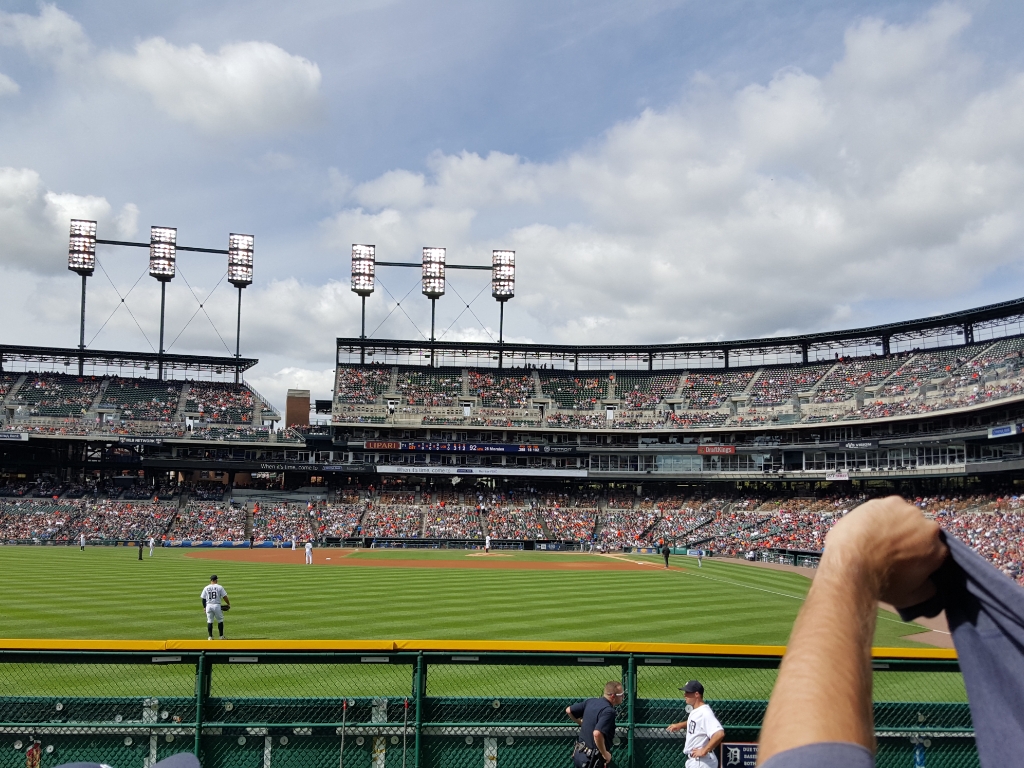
top-left (0, 638), bottom-right (958, 660)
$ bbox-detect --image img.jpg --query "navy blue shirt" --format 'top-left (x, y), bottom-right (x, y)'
top-left (569, 696), bottom-right (617, 750)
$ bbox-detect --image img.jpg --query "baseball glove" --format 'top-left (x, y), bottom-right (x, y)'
top-left (222, 605), bottom-right (231, 612)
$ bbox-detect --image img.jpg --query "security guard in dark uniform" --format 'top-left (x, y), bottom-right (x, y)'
top-left (566, 681), bottom-right (623, 767)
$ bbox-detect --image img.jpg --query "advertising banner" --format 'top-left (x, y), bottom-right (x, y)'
top-left (697, 445), bottom-right (736, 455)
top-left (825, 470), bottom-right (850, 481)
top-left (376, 466), bottom-right (587, 478)
top-left (841, 440), bottom-right (878, 450)
top-left (0, 432), bottom-right (29, 441)
top-left (366, 440), bottom-right (545, 454)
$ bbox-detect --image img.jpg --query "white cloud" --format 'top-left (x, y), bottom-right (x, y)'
top-left (323, 4), bottom-right (1024, 345)
top-left (0, 72), bottom-right (18, 96)
top-left (101, 38), bottom-right (322, 135)
top-left (0, 4), bottom-right (90, 72)
top-left (0, 167), bottom-right (138, 274)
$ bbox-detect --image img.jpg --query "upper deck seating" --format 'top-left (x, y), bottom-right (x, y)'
top-left (14, 374), bottom-right (101, 417)
top-left (469, 372), bottom-right (534, 408)
top-left (616, 373), bottom-right (679, 410)
top-left (682, 371), bottom-right (755, 410)
top-left (811, 356), bottom-right (903, 403)
top-left (749, 365), bottom-right (828, 406)
top-left (101, 378), bottom-right (181, 421)
top-left (336, 366), bottom-right (392, 404)
top-left (540, 373), bottom-right (607, 410)
top-left (185, 382), bottom-right (256, 423)
top-left (396, 369), bottom-right (462, 406)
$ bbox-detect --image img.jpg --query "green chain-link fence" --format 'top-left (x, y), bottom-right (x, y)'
top-left (0, 646), bottom-right (974, 767)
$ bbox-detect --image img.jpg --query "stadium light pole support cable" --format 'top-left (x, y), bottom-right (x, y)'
top-left (68, 220), bottom-right (251, 382)
top-left (349, 245), bottom-right (514, 367)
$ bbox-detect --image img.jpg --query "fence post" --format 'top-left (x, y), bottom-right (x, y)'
top-left (626, 654), bottom-right (636, 768)
top-left (414, 653), bottom-right (424, 768)
top-left (194, 653), bottom-right (209, 759)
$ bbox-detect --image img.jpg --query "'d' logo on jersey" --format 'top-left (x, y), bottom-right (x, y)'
top-left (688, 721), bottom-right (695, 734)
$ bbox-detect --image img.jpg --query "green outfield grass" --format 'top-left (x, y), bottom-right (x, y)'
top-left (0, 546), bottom-right (929, 647)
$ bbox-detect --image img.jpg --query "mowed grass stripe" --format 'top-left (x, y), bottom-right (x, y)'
top-left (0, 548), bottom-right (927, 647)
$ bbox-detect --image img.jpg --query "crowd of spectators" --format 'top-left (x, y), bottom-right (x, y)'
top-left (13, 374), bottom-right (102, 417)
top-left (750, 366), bottom-right (827, 406)
top-left (469, 372), bottom-right (534, 408)
top-left (101, 378), bottom-right (181, 421)
top-left (616, 374), bottom-right (679, 410)
top-left (811, 357), bottom-right (902, 404)
top-left (185, 383), bottom-right (256, 423)
top-left (363, 505), bottom-right (424, 538)
top-left (396, 370), bottom-right (462, 407)
top-left (485, 508), bottom-right (544, 539)
top-left (252, 502), bottom-right (312, 542)
top-left (682, 371), bottom-right (755, 410)
top-left (312, 503), bottom-right (367, 537)
top-left (540, 374), bottom-right (607, 410)
top-left (0, 499), bottom-right (174, 542)
top-left (599, 509), bottom-right (660, 547)
top-left (424, 507), bottom-right (482, 538)
top-left (335, 366), bottom-right (392, 404)
top-left (171, 502), bottom-right (246, 541)
top-left (539, 506), bottom-right (597, 540)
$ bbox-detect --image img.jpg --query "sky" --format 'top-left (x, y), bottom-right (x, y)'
top-left (3, 0), bottom-right (1024, 409)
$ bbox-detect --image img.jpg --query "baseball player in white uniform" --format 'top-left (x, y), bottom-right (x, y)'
top-left (291, 535), bottom-right (296, 551)
top-left (485, 534), bottom-right (491, 553)
top-left (200, 575), bottom-right (230, 640)
top-left (667, 680), bottom-right (725, 768)
top-left (148, 536), bottom-right (155, 556)
top-left (80, 532), bottom-right (86, 551)
top-left (305, 540), bottom-right (313, 564)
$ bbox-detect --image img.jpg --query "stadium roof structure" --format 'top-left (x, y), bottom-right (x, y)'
top-left (338, 295), bottom-right (1024, 370)
top-left (0, 344), bottom-right (257, 380)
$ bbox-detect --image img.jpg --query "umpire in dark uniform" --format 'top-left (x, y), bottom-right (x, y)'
top-left (566, 680), bottom-right (623, 767)
top-left (662, 542), bottom-right (671, 569)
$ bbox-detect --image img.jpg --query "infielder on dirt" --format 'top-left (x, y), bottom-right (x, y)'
top-left (201, 574), bottom-right (230, 640)
top-left (305, 540), bottom-right (313, 564)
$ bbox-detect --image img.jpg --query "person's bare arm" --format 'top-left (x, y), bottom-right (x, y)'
top-left (756, 497), bottom-right (947, 764)
top-left (694, 728), bottom-right (725, 758)
top-left (593, 731), bottom-right (612, 764)
top-left (666, 718), bottom-right (688, 732)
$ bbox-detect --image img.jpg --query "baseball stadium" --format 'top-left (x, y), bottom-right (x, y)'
top-left (4, 236), bottom-right (1024, 767)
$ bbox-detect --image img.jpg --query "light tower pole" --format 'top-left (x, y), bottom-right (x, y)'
top-left (421, 247), bottom-right (446, 368)
top-left (148, 227), bottom-right (177, 381)
top-left (350, 244), bottom-right (376, 364)
top-left (491, 250), bottom-right (515, 369)
top-left (68, 220), bottom-right (97, 376)
top-left (227, 234), bottom-right (255, 383)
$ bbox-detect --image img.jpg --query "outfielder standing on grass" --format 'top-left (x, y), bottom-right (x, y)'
top-left (305, 540), bottom-right (313, 564)
top-left (667, 680), bottom-right (724, 768)
top-left (567, 680), bottom-right (623, 767)
top-left (201, 575), bottom-right (230, 640)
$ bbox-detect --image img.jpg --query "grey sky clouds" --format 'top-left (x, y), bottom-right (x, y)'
top-left (2, 1), bottom-right (1024, 409)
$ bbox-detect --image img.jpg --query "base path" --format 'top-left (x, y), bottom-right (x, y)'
top-left (184, 549), bottom-right (653, 572)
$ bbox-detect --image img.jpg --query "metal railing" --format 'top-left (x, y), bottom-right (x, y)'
top-left (0, 641), bottom-right (976, 768)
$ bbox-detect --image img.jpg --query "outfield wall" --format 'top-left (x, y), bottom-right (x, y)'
top-left (0, 641), bottom-right (974, 768)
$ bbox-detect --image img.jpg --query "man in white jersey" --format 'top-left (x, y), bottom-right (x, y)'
top-left (148, 536), bottom-right (155, 556)
top-left (485, 534), bottom-right (491, 553)
top-left (200, 575), bottom-right (230, 640)
top-left (305, 540), bottom-right (313, 564)
top-left (80, 532), bottom-right (86, 551)
top-left (667, 680), bottom-right (725, 768)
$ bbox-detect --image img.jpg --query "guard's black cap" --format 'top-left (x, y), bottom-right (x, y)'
top-left (678, 680), bottom-right (704, 694)
top-left (210, 575), bottom-right (218, 581)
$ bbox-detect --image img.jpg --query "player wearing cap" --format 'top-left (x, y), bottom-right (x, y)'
top-left (200, 575), bottom-right (230, 640)
top-left (667, 680), bottom-right (725, 768)
top-left (305, 540), bottom-right (313, 564)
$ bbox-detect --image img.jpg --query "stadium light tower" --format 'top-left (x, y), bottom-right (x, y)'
top-left (422, 247), bottom-right (446, 366)
top-left (350, 244), bottom-right (375, 364)
top-left (491, 250), bottom-right (515, 369)
top-left (149, 226), bottom-right (177, 380)
top-left (228, 234), bottom-right (254, 383)
top-left (68, 220), bottom-right (97, 375)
